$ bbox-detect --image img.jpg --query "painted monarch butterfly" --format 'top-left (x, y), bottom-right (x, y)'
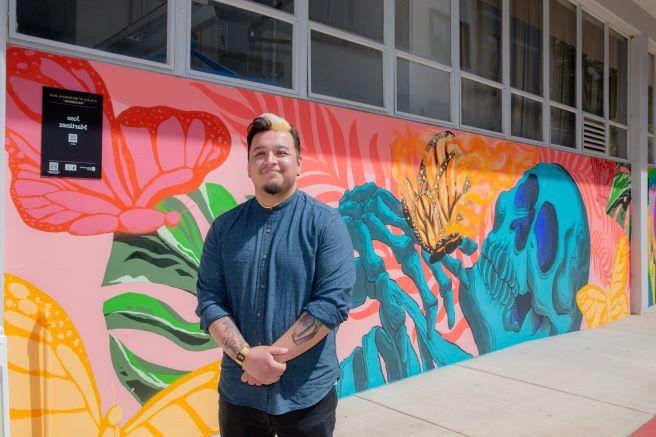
top-left (400, 131), bottom-right (471, 263)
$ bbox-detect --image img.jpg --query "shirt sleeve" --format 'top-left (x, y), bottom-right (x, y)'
top-left (196, 219), bottom-right (231, 333)
top-left (303, 210), bottom-right (356, 330)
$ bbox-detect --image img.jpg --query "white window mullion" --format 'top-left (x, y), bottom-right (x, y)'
top-left (296, 0), bottom-right (309, 98)
top-left (576, 3), bottom-right (583, 151)
top-left (543, 0), bottom-right (550, 145)
top-left (451, 0), bottom-right (460, 127)
top-left (604, 22), bottom-right (610, 156)
top-left (384, 0), bottom-right (395, 115)
top-left (173, 0), bottom-right (189, 77)
top-left (502, 0), bottom-right (511, 136)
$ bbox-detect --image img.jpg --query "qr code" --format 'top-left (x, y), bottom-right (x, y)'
top-left (49, 162), bottom-right (59, 172)
top-left (68, 133), bottom-right (78, 144)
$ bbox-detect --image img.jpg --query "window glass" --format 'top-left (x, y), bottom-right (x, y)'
top-left (550, 106), bottom-right (576, 148)
top-left (249, 0), bottom-right (293, 13)
top-left (550, 0), bottom-right (576, 106)
top-left (16, 0), bottom-right (168, 62)
top-left (582, 12), bottom-right (604, 116)
top-left (511, 94), bottom-right (542, 140)
top-left (608, 29), bottom-right (628, 124)
top-left (311, 31), bottom-right (383, 106)
top-left (460, 0), bottom-right (502, 82)
top-left (510, 0), bottom-right (542, 95)
top-left (190, 2), bottom-right (293, 89)
top-left (309, 0), bottom-right (383, 42)
top-left (461, 78), bottom-right (502, 132)
top-left (610, 126), bottom-right (627, 159)
top-left (395, 0), bottom-right (450, 65)
top-left (650, 137), bottom-right (655, 165)
top-left (397, 58), bottom-right (450, 120)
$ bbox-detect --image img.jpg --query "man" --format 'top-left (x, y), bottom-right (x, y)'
top-left (196, 113), bottom-right (355, 437)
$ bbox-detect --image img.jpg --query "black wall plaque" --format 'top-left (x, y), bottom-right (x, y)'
top-left (41, 86), bottom-right (103, 179)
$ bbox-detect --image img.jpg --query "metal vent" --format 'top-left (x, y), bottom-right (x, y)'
top-left (582, 117), bottom-right (606, 153)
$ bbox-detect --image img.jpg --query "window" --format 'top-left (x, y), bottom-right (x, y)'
top-left (309, 0), bottom-right (383, 42)
top-left (395, 0), bottom-right (451, 122)
top-left (310, 31), bottom-right (383, 106)
top-left (510, 0), bottom-right (543, 141)
top-left (462, 78), bottom-right (502, 132)
top-left (460, 0), bottom-right (502, 132)
top-left (549, 0), bottom-right (577, 148)
top-left (190, 2), bottom-right (293, 89)
top-left (397, 58), bottom-right (450, 121)
top-left (582, 12), bottom-right (604, 117)
top-left (250, 0), bottom-right (294, 13)
top-left (395, 0), bottom-right (450, 65)
top-left (15, 0), bottom-right (168, 63)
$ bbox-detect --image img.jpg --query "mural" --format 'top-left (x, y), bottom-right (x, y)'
top-left (4, 46), bottom-right (631, 435)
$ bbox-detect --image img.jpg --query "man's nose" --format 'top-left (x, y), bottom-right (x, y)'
top-left (265, 151), bottom-right (276, 164)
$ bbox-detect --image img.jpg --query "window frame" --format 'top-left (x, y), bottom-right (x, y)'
top-left (6, 0), bottom-right (637, 163)
top-left (9, 0), bottom-right (176, 73)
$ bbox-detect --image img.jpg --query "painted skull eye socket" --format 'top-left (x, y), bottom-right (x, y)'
top-left (514, 174), bottom-right (539, 211)
top-left (535, 202), bottom-right (558, 273)
top-left (510, 210), bottom-right (534, 251)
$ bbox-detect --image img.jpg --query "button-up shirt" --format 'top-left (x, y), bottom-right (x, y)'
top-left (196, 190), bottom-right (355, 414)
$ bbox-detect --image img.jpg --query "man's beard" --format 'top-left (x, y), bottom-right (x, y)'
top-left (263, 181), bottom-right (283, 195)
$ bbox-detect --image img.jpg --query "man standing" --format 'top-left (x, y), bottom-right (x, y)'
top-left (196, 113), bottom-right (355, 437)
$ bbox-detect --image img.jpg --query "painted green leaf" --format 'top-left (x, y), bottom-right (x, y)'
top-left (156, 197), bottom-right (204, 265)
top-left (102, 232), bottom-right (198, 293)
top-left (188, 183), bottom-right (238, 224)
top-left (605, 168), bottom-right (631, 234)
top-left (103, 292), bottom-right (216, 351)
top-left (109, 335), bottom-right (188, 405)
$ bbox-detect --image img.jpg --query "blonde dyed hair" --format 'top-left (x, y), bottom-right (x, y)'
top-left (247, 112), bottom-right (301, 156)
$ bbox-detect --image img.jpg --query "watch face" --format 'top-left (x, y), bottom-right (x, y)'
top-left (236, 352), bottom-right (245, 364)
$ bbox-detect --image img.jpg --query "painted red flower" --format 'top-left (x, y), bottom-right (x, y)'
top-left (6, 47), bottom-right (231, 235)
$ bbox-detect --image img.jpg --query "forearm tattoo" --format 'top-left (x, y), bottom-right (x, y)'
top-left (292, 313), bottom-right (324, 345)
top-left (216, 317), bottom-right (247, 358)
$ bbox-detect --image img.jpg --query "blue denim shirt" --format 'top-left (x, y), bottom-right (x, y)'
top-left (196, 190), bottom-right (355, 414)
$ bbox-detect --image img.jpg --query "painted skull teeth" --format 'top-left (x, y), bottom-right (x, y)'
top-left (479, 240), bottom-right (535, 333)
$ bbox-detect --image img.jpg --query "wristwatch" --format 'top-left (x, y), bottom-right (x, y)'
top-left (234, 346), bottom-right (250, 366)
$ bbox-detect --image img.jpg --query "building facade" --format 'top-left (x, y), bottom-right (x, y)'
top-left (0, 0), bottom-right (655, 434)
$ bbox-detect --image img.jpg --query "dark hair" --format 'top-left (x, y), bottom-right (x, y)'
top-left (246, 114), bottom-right (301, 157)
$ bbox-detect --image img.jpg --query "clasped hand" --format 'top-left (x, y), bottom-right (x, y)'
top-left (240, 345), bottom-right (288, 386)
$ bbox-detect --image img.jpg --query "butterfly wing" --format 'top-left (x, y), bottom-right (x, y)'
top-left (4, 273), bottom-right (110, 435)
top-left (121, 361), bottom-right (221, 437)
top-left (576, 235), bottom-right (629, 328)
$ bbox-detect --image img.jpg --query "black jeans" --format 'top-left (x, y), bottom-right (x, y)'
top-left (219, 388), bottom-right (337, 437)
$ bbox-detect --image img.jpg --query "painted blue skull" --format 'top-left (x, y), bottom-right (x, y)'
top-left (459, 163), bottom-right (590, 354)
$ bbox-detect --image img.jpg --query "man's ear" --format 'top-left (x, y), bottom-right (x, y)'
top-left (297, 155), bottom-right (302, 176)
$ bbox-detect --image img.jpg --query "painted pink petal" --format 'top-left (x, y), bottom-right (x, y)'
top-left (41, 210), bottom-right (82, 226)
top-left (185, 119), bottom-right (206, 167)
top-left (135, 168), bottom-right (194, 207)
top-left (69, 215), bottom-right (120, 236)
top-left (44, 191), bottom-right (122, 215)
top-left (119, 209), bottom-right (167, 234)
top-left (156, 116), bottom-right (186, 171)
top-left (121, 124), bottom-right (161, 191)
top-left (14, 180), bottom-right (59, 196)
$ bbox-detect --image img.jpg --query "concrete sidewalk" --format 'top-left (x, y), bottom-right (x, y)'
top-left (335, 308), bottom-right (656, 436)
